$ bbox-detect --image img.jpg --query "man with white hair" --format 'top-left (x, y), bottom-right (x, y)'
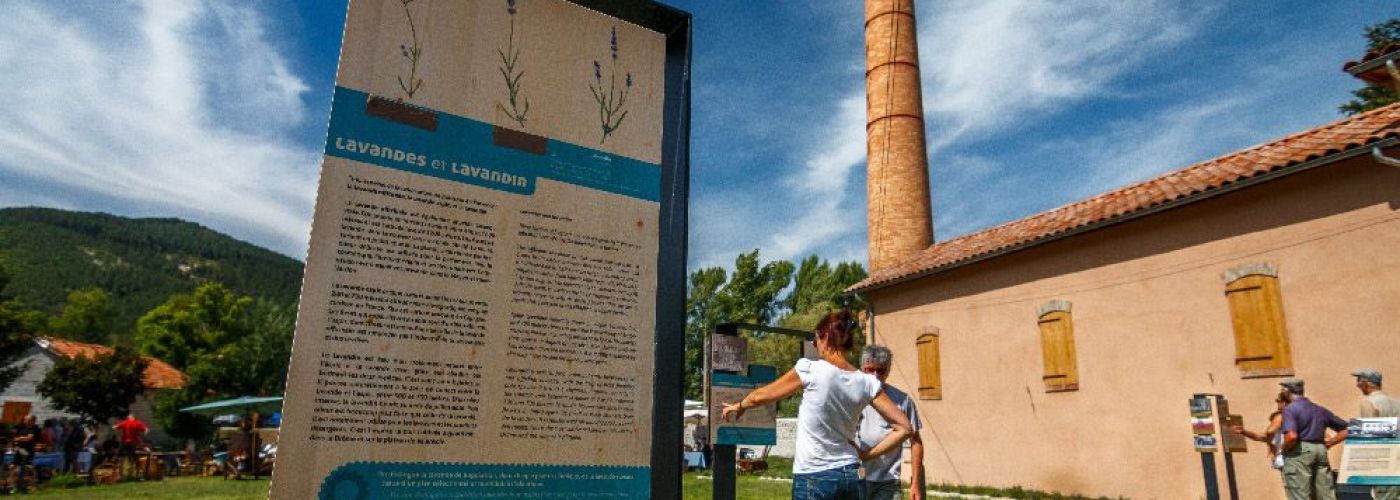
top-left (1351, 369), bottom-right (1400, 500)
top-left (857, 345), bottom-right (924, 500)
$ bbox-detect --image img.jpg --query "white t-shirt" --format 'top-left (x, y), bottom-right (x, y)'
top-left (793, 358), bottom-right (882, 474)
top-left (858, 385), bottom-right (921, 482)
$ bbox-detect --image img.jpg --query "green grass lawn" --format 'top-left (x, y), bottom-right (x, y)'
top-left (682, 469), bottom-right (794, 499)
top-left (25, 476), bottom-right (270, 499)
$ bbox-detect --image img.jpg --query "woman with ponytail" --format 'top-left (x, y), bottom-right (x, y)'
top-left (721, 310), bottom-right (912, 500)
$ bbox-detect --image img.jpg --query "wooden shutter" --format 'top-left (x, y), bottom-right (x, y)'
top-left (916, 333), bottom-right (941, 400)
top-left (1225, 274), bottom-right (1293, 378)
top-left (1, 401), bottom-right (31, 424)
top-left (1038, 311), bottom-right (1079, 392)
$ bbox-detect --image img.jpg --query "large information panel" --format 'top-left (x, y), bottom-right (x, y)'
top-left (272, 1), bottom-right (689, 498)
top-left (709, 366), bottom-right (778, 446)
top-left (1340, 418), bottom-right (1400, 486)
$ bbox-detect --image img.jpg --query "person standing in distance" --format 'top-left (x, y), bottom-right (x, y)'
top-left (857, 345), bottom-right (923, 500)
top-left (722, 311), bottom-right (913, 500)
top-left (11, 415), bottom-right (40, 493)
top-left (113, 412), bottom-right (149, 479)
top-left (1230, 391), bottom-right (1289, 472)
top-left (1278, 377), bottom-right (1348, 500)
top-left (1351, 369), bottom-right (1400, 500)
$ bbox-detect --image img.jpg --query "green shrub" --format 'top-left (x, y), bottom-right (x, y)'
top-left (46, 473), bottom-right (85, 489)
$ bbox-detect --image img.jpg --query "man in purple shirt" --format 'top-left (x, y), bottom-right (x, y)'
top-left (1278, 377), bottom-right (1348, 500)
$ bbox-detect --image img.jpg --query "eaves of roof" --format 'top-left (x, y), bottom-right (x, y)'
top-left (848, 103), bottom-right (1400, 294)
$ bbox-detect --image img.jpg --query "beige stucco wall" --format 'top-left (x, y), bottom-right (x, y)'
top-left (867, 154), bottom-right (1400, 499)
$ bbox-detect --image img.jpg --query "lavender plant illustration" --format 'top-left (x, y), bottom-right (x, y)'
top-left (396, 0), bottom-right (425, 100)
top-left (496, 0), bottom-right (530, 127)
top-left (588, 27), bottom-right (632, 144)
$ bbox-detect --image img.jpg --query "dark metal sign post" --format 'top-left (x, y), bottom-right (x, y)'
top-left (1200, 452), bottom-right (1221, 500)
top-left (1192, 393), bottom-right (1221, 500)
top-left (1191, 393), bottom-right (1244, 500)
top-left (709, 324), bottom-right (738, 500)
top-left (1214, 396), bottom-right (1240, 500)
top-left (709, 323), bottom-right (811, 500)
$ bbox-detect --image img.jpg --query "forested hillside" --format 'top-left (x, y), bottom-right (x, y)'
top-left (0, 207), bottom-right (304, 333)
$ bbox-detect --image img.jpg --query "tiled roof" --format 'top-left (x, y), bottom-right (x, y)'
top-left (850, 103), bottom-right (1400, 293)
top-left (1343, 44), bottom-right (1400, 84)
top-left (39, 337), bottom-right (188, 390)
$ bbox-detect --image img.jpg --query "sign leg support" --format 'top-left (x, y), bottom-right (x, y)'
top-left (1201, 452), bottom-right (1220, 500)
top-left (1222, 449), bottom-right (1239, 500)
top-left (713, 444), bottom-right (736, 500)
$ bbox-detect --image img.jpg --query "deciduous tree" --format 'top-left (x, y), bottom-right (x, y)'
top-left (680, 251), bottom-right (867, 415)
top-left (134, 283), bottom-right (295, 441)
top-left (36, 346), bottom-right (148, 426)
top-left (716, 250), bottom-right (794, 326)
top-left (50, 287), bottom-right (114, 344)
top-left (134, 283), bottom-right (252, 371)
top-left (684, 267), bottom-right (727, 399)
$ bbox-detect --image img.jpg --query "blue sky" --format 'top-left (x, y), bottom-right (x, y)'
top-left (0, 0), bottom-right (1393, 273)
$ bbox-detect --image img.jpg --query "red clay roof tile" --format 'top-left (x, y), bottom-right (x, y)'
top-left (850, 103), bottom-right (1400, 293)
top-left (40, 337), bottom-right (188, 390)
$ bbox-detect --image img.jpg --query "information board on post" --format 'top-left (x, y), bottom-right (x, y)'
top-left (271, 1), bottom-right (690, 498)
top-left (711, 334), bottom-right (748, 374)
top-left (1223, 415), bottom-right (1248, 453)
top-left (710, 365), bottom-right (778, 446)
top-left (1188, 395), bottom-right (1215, 453)
top-left (1340, 417), bottom-right (1400, 486)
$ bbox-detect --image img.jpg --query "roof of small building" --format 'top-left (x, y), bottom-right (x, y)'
top-left (1343, 44), bottom-right (1400, 84)
top-left (850, 103), bottom-right (1400, 293)
top-left (37, 337), bottom-right (188, 390)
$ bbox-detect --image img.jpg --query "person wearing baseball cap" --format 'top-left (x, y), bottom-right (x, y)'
top-left (1278, 377), bottom-right (1348, 500)
top-left (1352, 369), bottom-right (1400, 418)
top-left (1351, 369), bottom-right (1400, 500)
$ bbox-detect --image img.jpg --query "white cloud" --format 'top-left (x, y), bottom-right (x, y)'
top-left (688, 191), bottom-right (764, 271)
top-left (732, 0), bottom-right (1200, 268)
top-left (0, 0), bottom-right (318, 257)
top-left (920, 0), bottom-right (1197, 149)
top-left (763, 94), bottom-right (868, 262)
top-left (1069, 98), bottom-right (1249, 195)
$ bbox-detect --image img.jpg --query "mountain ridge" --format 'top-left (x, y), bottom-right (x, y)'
top-left (0, 206), bottom-right (305, 333)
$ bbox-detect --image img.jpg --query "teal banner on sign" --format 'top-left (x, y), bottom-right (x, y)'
top-left (320, 462), bottom-right (650, 499)
top-left (717, 427), bottom-right (777, 446)
top-left (324, 86), bottom-right (662, 202)
top-left (712, 365), bottom-right (778, 446)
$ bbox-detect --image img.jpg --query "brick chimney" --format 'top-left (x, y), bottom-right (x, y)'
top-left (865, 0), bottom-right (933, 272)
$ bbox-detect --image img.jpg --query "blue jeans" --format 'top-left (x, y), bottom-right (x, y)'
top-left (863, 479), bottom-right (901, 500)
top-left (792, 463), bottom-right (865, 500)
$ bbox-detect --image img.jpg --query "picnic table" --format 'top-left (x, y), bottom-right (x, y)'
top-left (1, 451), bottom-right (62, 469)
top-left (683, 451), bottom-right (707, 470)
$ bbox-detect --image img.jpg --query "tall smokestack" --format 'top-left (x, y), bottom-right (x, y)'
top-left (865, 0), bottom-right (933, 272)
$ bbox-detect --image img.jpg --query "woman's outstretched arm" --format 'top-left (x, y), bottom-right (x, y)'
top-left (720, 368), bottom-right (802, 421)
